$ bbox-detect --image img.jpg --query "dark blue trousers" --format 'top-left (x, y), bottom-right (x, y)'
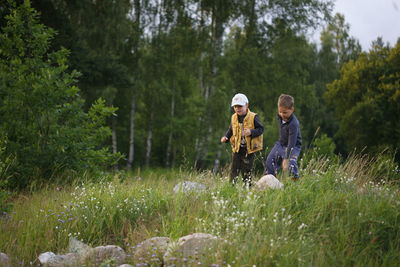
top-left (265, 142), bottom-right (301, 178)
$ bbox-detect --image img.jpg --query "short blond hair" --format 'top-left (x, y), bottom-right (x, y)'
top-left (278, 94), bottom-right (294, 109)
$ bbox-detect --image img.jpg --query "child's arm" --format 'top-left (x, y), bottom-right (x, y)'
top-left (246, 115), bottom-right (264, 137)
top-left (220, 124), bottom-right (232, 143)
top-left (282, 121), bottom-right (299, 172)
top-left (285, 122), bottom-right (299, 159)
top-left (282, 159), bottom-right (289, 171)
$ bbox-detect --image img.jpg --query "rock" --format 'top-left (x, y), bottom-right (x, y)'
top-left (254, 174), bottom-right (284, 190)
top-left (173, 181), bottom-right (207, 194)
top-left (84, 245), bottom-right (126, 265)
top-left (38, 252), bottom-right (56, 265)
top-left (0, 252), bottom-right (11, 267)
top-left (68, 237), bottom-right (92, 255)
top-left (163, 233), bottom-right (219, 266)
top-left (38, 252), bottom-right (80, 267)
top-left (38, 240), bottom-right (127, 266)
top-left (132, 237), bottom-right (170, 266)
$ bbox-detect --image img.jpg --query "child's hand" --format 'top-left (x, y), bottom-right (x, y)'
top-left (243, 128), bottom-right (251, 136)
top-left (220, 136), bottom-right (228, 143)
top-left (282, 159), bottom-right (289, 171)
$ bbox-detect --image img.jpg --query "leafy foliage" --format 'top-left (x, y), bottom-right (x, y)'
top-left (312, 133), bottom-right (336, 157)
top-left (0, 136), bottom-right (14, 213)
top-left (1, 0), bottom-right (398, 176)
top-left (0, 1), bottom-right (121, 188)
top-left (325, 42), bottom-right (400, 156)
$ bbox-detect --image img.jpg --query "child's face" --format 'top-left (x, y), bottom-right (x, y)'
top-left (233, 104), bottom-right (248, 116)
top-left (278, 106), bottom-right (294, 121)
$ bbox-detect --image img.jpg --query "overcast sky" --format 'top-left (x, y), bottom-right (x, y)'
top-left (332, 0), bottom-right (400, 50)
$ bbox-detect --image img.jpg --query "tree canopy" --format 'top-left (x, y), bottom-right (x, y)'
top-left (326, 42), bottom-right (400, 155)
top-left (1, 0), bottom-right (399, 188)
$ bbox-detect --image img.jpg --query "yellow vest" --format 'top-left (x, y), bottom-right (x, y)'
top-left (230, 110), bottom-right (263, 154)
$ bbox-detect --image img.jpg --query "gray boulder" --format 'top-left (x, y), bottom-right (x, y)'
top-left (68, 237), bottom-right (92, 255)
top-left (38, 252), bottom-right (56, 266)
top-left (132, 237), bottom-right (170, 266)
top-left (0, 252), bottom-right (10, 267)
top-left (254, 174), bottom-right (284, 190)
top-left (38, 252), bottom-right (80, 267)
top-left (39, 238), bottom-right (126, 266)
top-left (173, 181), bottom-right (207, 194)
top-left (163, 233), bottom-right (219, 266)
top-left (84, 245), bottom-right (126, 266)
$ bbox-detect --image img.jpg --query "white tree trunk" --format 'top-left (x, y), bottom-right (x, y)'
top-left (126, 95), bottom-right (136, 170)
top-left (112, 117), bottom-right (118, 154)
top-left (127, 0), bottom-right (141, 170)
top-left (166, 94), bottom-right (175, 167)
top-left (111, 116), bottom-right (118, 170)
top-left (145, 112), bottom-right (154, 167)
top-left (194, 7), bottom-right (207, 167)
top-left (213, 148), bottom-right (222, 173)
top-left (172, 145), bottom-right (176, 168)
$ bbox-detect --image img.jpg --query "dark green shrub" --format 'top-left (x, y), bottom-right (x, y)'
top-left (0, 1), bottom-right (121, 188)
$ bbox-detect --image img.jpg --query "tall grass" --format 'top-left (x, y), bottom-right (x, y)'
top-left (0, 154), bottom-right (399, 266)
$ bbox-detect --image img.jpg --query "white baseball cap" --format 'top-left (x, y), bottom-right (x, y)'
top-left (231, 93), bottom-right (248, 107)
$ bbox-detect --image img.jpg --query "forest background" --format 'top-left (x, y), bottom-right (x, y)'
top-left (0, 0), bottom-right (399, 189)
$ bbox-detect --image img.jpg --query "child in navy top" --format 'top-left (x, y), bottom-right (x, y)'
top-left (265, 94), bottom-right (302, 180)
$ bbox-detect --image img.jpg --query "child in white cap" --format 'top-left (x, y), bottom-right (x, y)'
top-left (220, 93), bottom-right (264, 186)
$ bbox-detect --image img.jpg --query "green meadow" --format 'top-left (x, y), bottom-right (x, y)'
top-left (1, 2), bottom-right (400, 266)
top-left (1, 155), bottom-right (399, 266)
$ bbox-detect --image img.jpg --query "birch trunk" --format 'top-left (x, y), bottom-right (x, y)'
top-left (126, 0), bottom-right (141, 170)
top-left (126, 95), bottom-right (136, 170)
top-left (213, 148), bottom-right (222, 173)
top-left (145, 111), bottom-right (154, 167)
top-left (196, 5), bottom-right (224, 168)
top-left (194, 6), bottom-right (207, 168)
top-left (111, 116), bottom-right (118, 170)
top-left (166, 94), bottom-right (175, 167)
top-left (172, 145), bottom-right (177, 168)
top-left (112, 116), bottom-right (118, 154)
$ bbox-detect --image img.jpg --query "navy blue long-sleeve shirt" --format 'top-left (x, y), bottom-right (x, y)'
top-left (278, 114), bottom-right (302, 158)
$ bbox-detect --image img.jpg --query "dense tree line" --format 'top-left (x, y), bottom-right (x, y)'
top-left (0, 0), bottom-right (399, 187)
